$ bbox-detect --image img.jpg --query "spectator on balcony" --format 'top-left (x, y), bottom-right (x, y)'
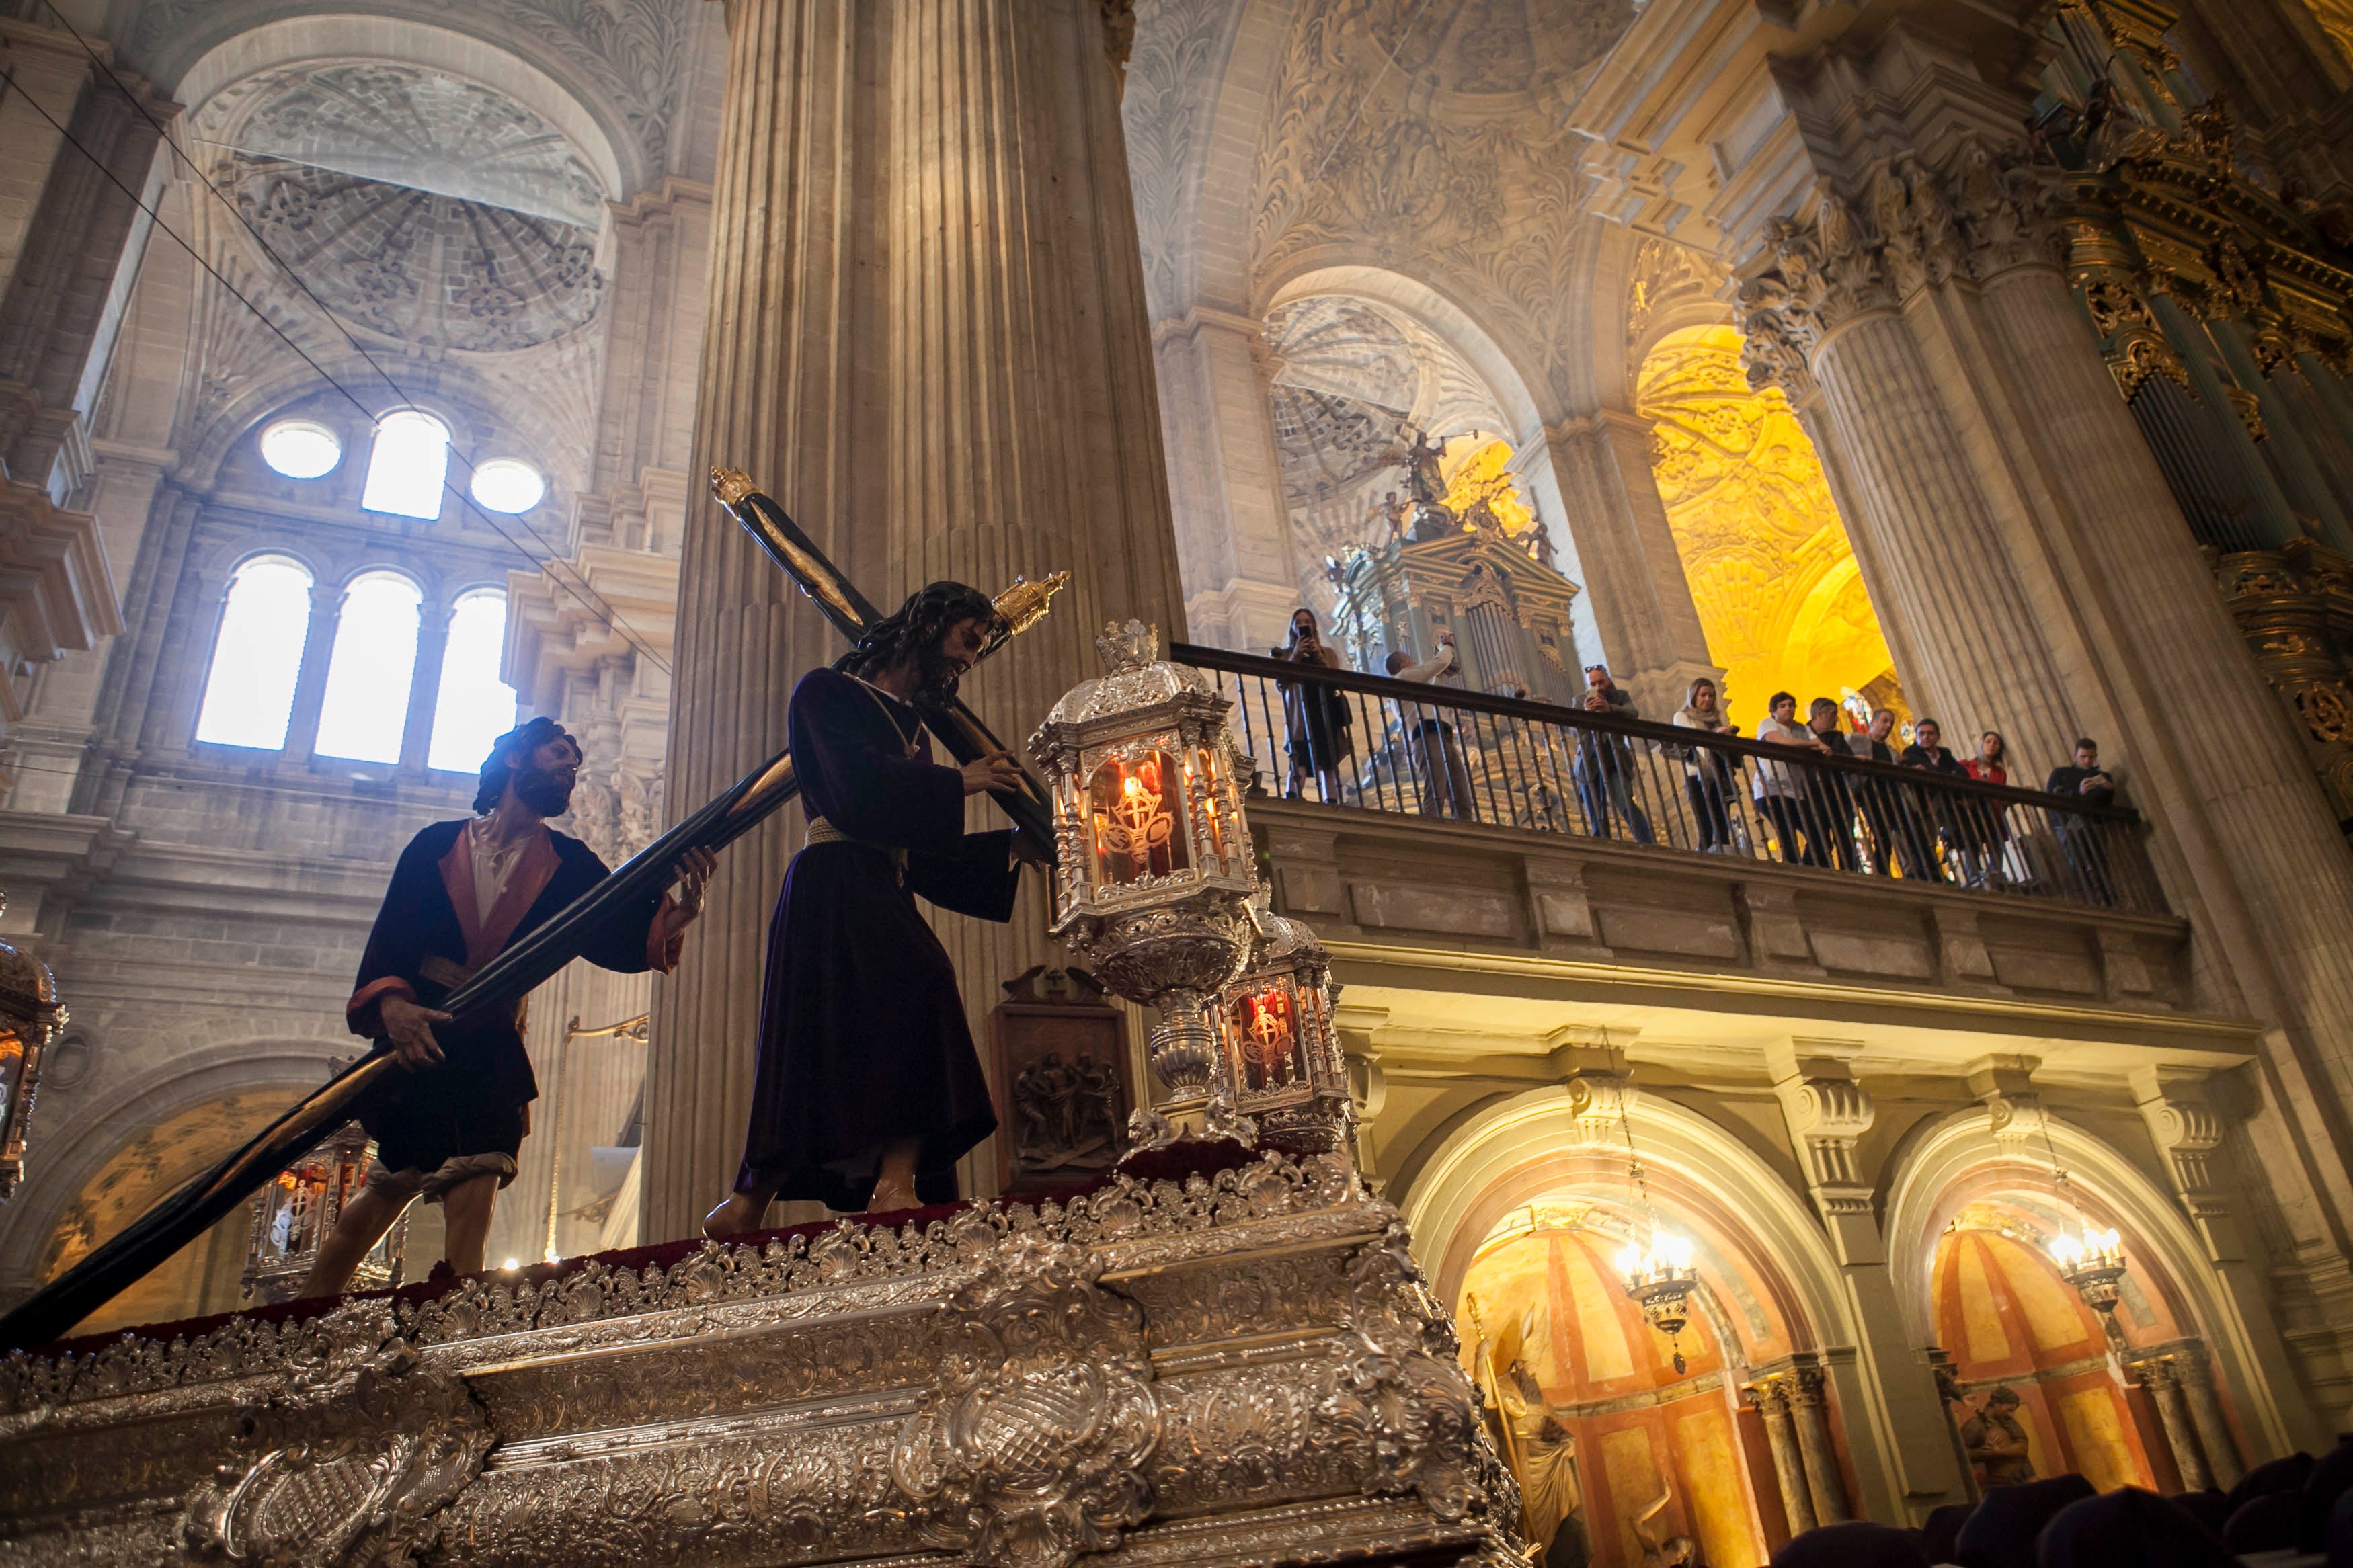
top-left (1754, 691), bottom-right (1835, 866)
top-left (1899, 718), bottom-right (1970, 884)
top-left (1956, 730), bottom-right (2017, 888)
top-left (1572, 663), bottom-right (1656, 845)
top-left (1275, 608), bottom-right (1353, 804)
top-left (1849, 707), bottom-right (1929, 879)
top-left (2047, 737), bottom-right (2119, 905)
top-left (1672, 676), bottom-right (1739, 852)
top-left (1804, 697), bottom-right (1864, 871)
top-left (1384, 632), bottom-right (1476, 822)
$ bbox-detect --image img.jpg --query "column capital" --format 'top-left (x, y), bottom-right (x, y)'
top-left (1564, 1069), bottom-right (1635, 1145)
top-left (2130, 1065), bottom-right (2227, 1207)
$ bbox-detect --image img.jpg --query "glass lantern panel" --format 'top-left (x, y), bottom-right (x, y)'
top-left (1227, 979), bottom-right (1311, 1093)
top-left (1191, 745), bottom-right (1230, 868)
top-left (1087, 749), bottom-right (1192, 886)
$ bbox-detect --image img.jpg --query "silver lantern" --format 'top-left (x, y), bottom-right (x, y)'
top-left (1030, 620), bottom-right (1260, 1139)
top-left (0, 895), bottom-right (63, 1201)
top-left (1215, 893), bottom-right (1353, 1152)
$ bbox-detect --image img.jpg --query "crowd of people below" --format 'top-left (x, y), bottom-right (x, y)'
top-left (1266, 608), bottom-right (2128, 904)
top-left (1769, 1438), bottom-right (2353, 1567)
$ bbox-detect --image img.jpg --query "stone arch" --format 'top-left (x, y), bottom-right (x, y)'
top-left (1398, 1081), bottom-right (1913, 1524)
top-left (1263, 263), bottom-right (1551, 440)
top-left (167, 14), bottom-right (631, 202)
top-left (1883, 1108), bottom-right (2309, 1463)
top-left (0, 1038), bottom-right (346, 1320)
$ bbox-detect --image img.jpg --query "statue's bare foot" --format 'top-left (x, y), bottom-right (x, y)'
top-left (703, 1192), bottom-right (770, 1239)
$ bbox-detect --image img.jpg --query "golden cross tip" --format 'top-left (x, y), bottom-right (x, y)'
top-left (993, 569), bottom-right (1070, 637)
top-left (711, 466), bottom-right (756, 507)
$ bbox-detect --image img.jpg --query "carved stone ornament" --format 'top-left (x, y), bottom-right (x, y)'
top-left (0, 1150), bottom-right (1526, 1568)
top-left (887, 1237), bottom-right (1160, 1567)
top-left (1735, 140), bottom-right (2063, 395)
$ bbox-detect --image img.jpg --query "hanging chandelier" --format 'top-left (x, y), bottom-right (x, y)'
top-left (1618, 1231), bottom-right (1701, 1373)
top-left (1607, 1068), bottom-right (1701, 1374)
top-left (2049, 1224), bottom-right (2128, 1314)
top-left (2035, 1110), bottom-right (2130, 1317)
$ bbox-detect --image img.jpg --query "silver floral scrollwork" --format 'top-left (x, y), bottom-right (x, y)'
top-left (885, 1236), bottom-right (1161, 1568)
top-left (178, 1347), bottom-right (491, 1568)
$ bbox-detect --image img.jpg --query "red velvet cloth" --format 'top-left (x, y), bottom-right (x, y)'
top-left (33, 1139), bottom-right (1268, 1360)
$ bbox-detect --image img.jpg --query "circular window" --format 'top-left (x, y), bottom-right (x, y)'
top-left (258, 419), bottom-right (342, 479)
top-left (470, 458), bottom-right (546, 514)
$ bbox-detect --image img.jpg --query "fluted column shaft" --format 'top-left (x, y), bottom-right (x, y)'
top-left (1751, 1380), bottom-right (1818, 1536)
top-left (1806, 310), bottom-right (2079, 763)
top-left (645, 0), bottom-right (1183, 1241)
top-left (1972, 262), bottom-right (2353, 1282)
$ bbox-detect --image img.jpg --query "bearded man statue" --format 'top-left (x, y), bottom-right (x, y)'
top-left (703, 581), bottom-right (1047, 1234)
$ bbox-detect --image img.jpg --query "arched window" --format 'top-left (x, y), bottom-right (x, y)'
top-left (427, 589), bottom-right (520, 773)
top-left (313, 571), bottom-right (424, 763)
top-left (194, 554), bottom-right (314, 750)
top-left (359, 410), bottom-right (450, 520)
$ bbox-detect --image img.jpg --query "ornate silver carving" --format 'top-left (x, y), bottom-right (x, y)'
top-left (0, 1150), bottom-right (1523, 1568)
top-left (178, 1346), bottom-right (491, 1568)
top-left (885, 1238), bottom-right (1159, 1567)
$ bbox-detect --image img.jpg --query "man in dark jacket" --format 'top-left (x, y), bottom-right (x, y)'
top-left (298, 716), bottom-right (712, 1295)
top-left (2046, 737), bottom-right (2119, 904)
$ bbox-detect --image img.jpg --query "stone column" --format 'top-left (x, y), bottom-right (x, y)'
top-left (1739, 225), bottom-right (2079, 765)
top-left (397, 597), bottom-right (451, 774)
top-left (1968, 247), bottom-right (2353, 1360)
top-left (643, 0), bottom-right (1185, 1242)
top-left (2132, 1356), bottom-right (2213, 1491)
top-left (2178, 1349), bottom-right (2245, 1489)
top-left (1152, 307), bottom-right (1301, 652)
top-left (1788, 1361), bottom-right (1852, 1524)
top-left (1748, 1376), bottom-right (1818, 1536)
top-left (1526, 411), bottom-right (1717, 706)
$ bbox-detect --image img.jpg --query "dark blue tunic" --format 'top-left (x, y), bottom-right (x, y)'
top-left (734, 668), bottom-right (1019, 1209)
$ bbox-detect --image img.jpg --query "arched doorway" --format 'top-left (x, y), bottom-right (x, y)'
top-left (1886, 1112), bottom-right (2287, 1490)
top-left (1460, 1204), bottom-right (1772, 1567)
top-left (1933, 1204), bottom-right (2180, 1492)
top-left (1634, 324), bottom-right (1903, 726)
top-left (1407, 1082), bottom-right (1892, 1561)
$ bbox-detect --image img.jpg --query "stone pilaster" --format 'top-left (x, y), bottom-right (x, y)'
top-left (644, 0), bottom-right (1185, 1242)
top-left (1769, 1040), bottom-right (1970, 1512)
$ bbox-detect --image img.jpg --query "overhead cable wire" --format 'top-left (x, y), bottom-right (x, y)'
top-left (24, 3), bottom-right (674, 677)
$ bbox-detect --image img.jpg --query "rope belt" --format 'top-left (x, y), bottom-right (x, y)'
top-left (803, 815), bottom-right (908, 881)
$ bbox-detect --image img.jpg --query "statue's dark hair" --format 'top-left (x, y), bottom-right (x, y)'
top-left (475, 714), bottom-right (580, 813)
top-left (840, 581), bottom-right (1003, 688)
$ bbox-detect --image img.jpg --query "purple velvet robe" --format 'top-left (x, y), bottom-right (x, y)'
top-left (735, 668), bottom-right (1020, 1209)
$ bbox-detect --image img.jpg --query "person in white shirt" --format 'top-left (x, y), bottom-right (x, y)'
top-left (1753, 690), bottom-right (1835, 865)
top-left (1384, 632), bottom-right (1477, 820)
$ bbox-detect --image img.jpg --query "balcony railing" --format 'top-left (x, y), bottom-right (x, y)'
top-left (1176, 643), bottom-right (2166, 917)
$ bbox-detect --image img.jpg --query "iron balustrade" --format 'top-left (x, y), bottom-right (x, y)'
top-left (1176, 642), bottom-right (2166, 917)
